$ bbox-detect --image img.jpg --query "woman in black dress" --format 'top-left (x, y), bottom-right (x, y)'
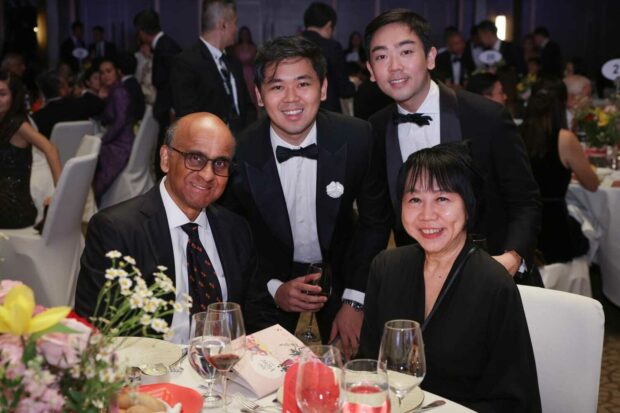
top-left (359, 144), bottom-right (541, 412)
top-left (0, 69), bottom-right (61, 229)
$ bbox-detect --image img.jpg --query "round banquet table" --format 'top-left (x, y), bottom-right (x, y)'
top-left (567, 169), bottom-right (620, 305)
top-left (165, 355), bottom-right (475, 412)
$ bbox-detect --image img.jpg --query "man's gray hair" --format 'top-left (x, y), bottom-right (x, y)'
top-left (563, 75), bottom-right (591, 96)
top-left (164, 120), bottom-right (179, 146)
top-left (201, 0), bottom-right (236, 33)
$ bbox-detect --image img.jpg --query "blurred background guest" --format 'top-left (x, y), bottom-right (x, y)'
top-left (344, 31), bottom-right (367, 72)
top-left (88, 25), bottom-right (117, 61)
top-left (0, 69), bottom-right (61, 229)
top-left (94, 58), bottom-right (135, 205)
top-left (466, 72), bottom-right (507, 106)
top-left (533, 26), bottom-right (563, 78)
top-left (60, 21), bottom-right (86, 73)
top-left (231, 26), bottom-right (258, 108)
top-left (432, 29), bottom-right (475, 89)
top-left (521, 78), bottom-right (598, 265)
top-left (117, 52), bottom-right (146, 122)
top-left (563, 74), bottom-right (593, 130)
top-left (134, 43), bottom-right (156, 106)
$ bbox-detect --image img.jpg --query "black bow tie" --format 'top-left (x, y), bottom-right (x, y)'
top-left (275, 143), bottom-right (319, 163)
top-left (392, 112), bottom-right (433, 126)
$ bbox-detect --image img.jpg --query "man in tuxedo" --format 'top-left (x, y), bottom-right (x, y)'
top-left (364, 10), bottom-right (542, 285)
top-left (533, 26), bottom-right (563, 78)
top-left (32, 69), bottom-right (104, 138)
top-left (117, 52), bottom-right (146, 121)
top-left (88, 26), bottom-right (117, 61)
top-left (223, 36), bottom-right (391, 356)
top-left (75, 113), bottom-right (257, 343)
top-left (432, 30), bottom-right (475, 89)
top-left (170, 0), bottom-right (256, 134)
top-left (476, 20), bottom-right (525, 76)
top-left (60, 21), bottom-right (86, 73)
top-left (134, 9), bottom-right (182, 179)
top-left (301, 2), bottom-right (355, 113)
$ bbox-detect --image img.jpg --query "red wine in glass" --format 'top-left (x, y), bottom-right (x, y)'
top-left (208, 353), bottom-right (241, 371)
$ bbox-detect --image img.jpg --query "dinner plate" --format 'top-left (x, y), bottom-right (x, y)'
top-left (138, 383), bottom-right (203, 413)
top-left (275, 383), bottom-right (424, 412)
top-left (113, 336), bottom-right (182, 369)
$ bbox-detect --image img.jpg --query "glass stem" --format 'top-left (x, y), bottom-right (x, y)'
top-left (308, 312), bottom-right (314, 330)
top-left (222, 371), bottom-right (229, 412)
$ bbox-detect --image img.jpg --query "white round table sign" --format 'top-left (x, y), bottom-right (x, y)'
top-left (72, 47), bottom-right (88, 60)
top-left (601, 59), bottom-right (620, 81)
top-left (479, 50), bottom-right (503, 65)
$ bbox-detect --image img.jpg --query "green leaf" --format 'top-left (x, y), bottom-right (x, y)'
top-left (30, 323), bottom-right (80, 341)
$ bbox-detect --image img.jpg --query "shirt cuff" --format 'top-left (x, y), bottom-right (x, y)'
top-left (518, 259), bottom-right (527, 274)
top-left (267, 279), bottom-right (283, 299)
top-left (342, 289), bottom-right (365, 305)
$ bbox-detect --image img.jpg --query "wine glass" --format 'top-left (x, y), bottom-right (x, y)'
top-left (206, 302), bottom-right (246, 410)
top-left (188, 312), bottom-right (224, 407)
top-left (296, 345), bottom-right (342, 413)
top-left (297, 263), bottom-right (332, 344)
top-left (378, 319), bottom-right (426, 410)
top-left (342, 359), bottom-right (390, 413)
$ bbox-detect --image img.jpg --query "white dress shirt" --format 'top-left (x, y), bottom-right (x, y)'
top-left (265, 125), bottom-right (365, 304)
top-left (200, 37), bottom-right (239, 113)
top-left (450, 55), bottom-right (462, 85)
top-left (397, 80), bottom-right (441, 162)
top-left (160, 178), bottom-right (228, 344)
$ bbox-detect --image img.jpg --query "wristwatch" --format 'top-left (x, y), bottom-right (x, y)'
top-left (342, 299), bottom-right (364, 311)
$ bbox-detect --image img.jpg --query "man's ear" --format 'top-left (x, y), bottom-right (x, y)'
top-left (255, 85), bottom-right (264, 107)
top-left (160, 145), bottom-right (170, 174)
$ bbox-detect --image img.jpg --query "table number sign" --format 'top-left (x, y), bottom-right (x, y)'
top-left (602, 58), bottom-right (620, 81)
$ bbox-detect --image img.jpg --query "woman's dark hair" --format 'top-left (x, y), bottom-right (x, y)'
top-left (133, 9), bottom-right (161, 35)
top-left (397, 142), bottom-right (484, 231)
top-left (0, 69), bottom-right (27, 144)
top-left (254, 35), bottom-right (326, 86)
top-left (466, 73), bottom-right (499, 97)
top-left (345, 31), bottom-right (367, 63)
top-left (80, 66), bottom-right (99, 87)
top-left (365, 9), bottom-right (431, 55)
top-left (521, 77), bottom-right (568, 158)
top-left (303, 2), bottom-right (337, 28)
top-left (238, 26), bottom-right (254, 45)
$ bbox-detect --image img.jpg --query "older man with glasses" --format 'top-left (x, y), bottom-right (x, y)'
top-left (75, 112), bottom-right (257, 344)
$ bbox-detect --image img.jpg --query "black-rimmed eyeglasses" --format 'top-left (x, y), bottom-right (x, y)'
top-left (167, 145), bottom-right (234, 177)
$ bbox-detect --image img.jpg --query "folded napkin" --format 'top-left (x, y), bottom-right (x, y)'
top-left (282, 362), bottom-right (340, 413)
top-left (283, 363), bottom-right (301, 413)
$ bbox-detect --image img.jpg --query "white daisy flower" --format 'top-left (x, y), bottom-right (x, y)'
top-left (157, 265), bottom-right (168, 272)
top-left (140, 314), bottom-right (152, 326)
top-left (150, 318), bottom-right (168, 333)
top-left (173, 302), bottom-right (183, 312)
top-left (119, 277), bottom-right (132, 290)
top-left (105, 250), bottom-right (122, 259)
top-left (105, 268), bottom-right (118, 280)
top-left (123, 256), bottom-right (136, 265)
top-left (129, 294), bottom-right (144, 309)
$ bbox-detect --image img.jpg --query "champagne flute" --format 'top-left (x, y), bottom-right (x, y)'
top-left (378, 319), bottom-right (426, 410)
top-left (188, 312), bottom-right (223, 407)
top-left (297, 263), bottom-right (332, 344)
top-left (342, 359), bottom-right (390, 413)
top-left (206, 302), bottom-right (246, 410)
top-left (296, 345), bottom-right (342, 413)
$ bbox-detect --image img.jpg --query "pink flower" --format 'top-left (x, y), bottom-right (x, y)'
top-left (37, 318), bottom-right (92, 368)
top-left (0, 334), bottom-right (25, 379)
top-left (0, 280), bottom-right (23, 304)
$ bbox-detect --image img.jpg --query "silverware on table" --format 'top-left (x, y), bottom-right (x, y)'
top-left (405, 399), bottom-right (446, 412)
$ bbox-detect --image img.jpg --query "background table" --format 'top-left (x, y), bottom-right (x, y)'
top-left (568, 170), bottom-right (620, 305)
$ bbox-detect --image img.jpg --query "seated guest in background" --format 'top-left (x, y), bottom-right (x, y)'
top-left (73, 67), bottom-right (105, 116)
top-left (117, 52), bottom-right (146, 121)
top-left (94, 58), bottom-right (135, 204)
top-left (563, 74), bottom-right (592, 130)
top-left (564, 57), bottom-right (588, 77)
top-left (521, 78), bottom-right (598, 265)
top-left (224, 35), bottom-right (391, 357)
top-left (0, 69), bottom-right (61, 229)
top-left (466, 72), bottom-right (507, 106)
top-left (76, 113), bottom-right (256, 343)
top-left (32, 69), bottom-right (103, 138)
top-left (88, 25), bottom-right (117, 61)
top-left (365, 9), bottom-right (542, 285)
top-left (359, 144), bottom-right (542, 412)
top-left (432, 29), bottom-right (475, 89)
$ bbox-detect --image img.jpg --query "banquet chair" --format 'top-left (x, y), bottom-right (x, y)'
top-left (76, 134), bottom-right (102, 158)
top-left (99, 105), bottom-right (159, 209)
top-left (539, 256), bottom-right (592, 297)
top-left (50, 120), bottom-right (96, 166)
top-left (0, 152), bottom-right (99, 308)
top-left (518, 285), bottom-right (604, 413)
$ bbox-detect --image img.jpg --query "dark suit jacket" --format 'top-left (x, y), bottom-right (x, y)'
top-left (152, 33), bottom-right (182, 121)
top-left (223, 110), bottom-right (391, 337)
top-left (88, 41), bottom-right (117, 59)
top-left (32, 96), bottom-right (102, 138)
top-left (432, 50), bottom-right (475, 85)
top-left (60, 37), bottom-right (86, 73)
top-left (75, 185), bottom-right (257, 324)
top-left (359, 242), bottom-right (542, 412)
top-left (369, 83), bottom-right (541, 267)
top-left (499, 40), bottom-right (526, 76)
top-left (170, 40), bottom-right (256, 133)
top-left (302, 30), bottom-right (355, 113)
top-left (122, 76), bottom-right (146, 121)
top-left (539, 40), bottom-right (563, 78)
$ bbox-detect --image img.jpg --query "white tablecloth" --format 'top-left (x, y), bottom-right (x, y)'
top-left (168, 357), bottom-right (474, 412)
top-left (567, 169), bottom-right (620, 305)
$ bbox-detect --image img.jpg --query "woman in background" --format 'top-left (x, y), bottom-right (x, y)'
top-left (231, 26), bottom-right (257, 107)
top-left (0, 69), bottom-right (61, 228)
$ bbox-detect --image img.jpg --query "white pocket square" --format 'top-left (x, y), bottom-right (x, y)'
top-left (326, 181), bottom-right (344, 198)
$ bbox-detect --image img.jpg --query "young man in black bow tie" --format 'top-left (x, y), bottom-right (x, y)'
top-left (222, 35), bottom-right (391, 357)
top-left (365, 9), bottom-right (542, 285)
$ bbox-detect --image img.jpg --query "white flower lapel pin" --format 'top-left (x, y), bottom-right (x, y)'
top-left (326, 181), bottom-right (344, 199)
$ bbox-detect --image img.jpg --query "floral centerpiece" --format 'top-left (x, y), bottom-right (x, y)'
top-left (576, 105), bottom-right (620, 148)
top-left (0, 251), bottom-right (191, 412)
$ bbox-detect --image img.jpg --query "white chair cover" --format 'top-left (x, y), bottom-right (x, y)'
top-left (1, 152), bottom-right (99, 307)
top-left (99, 105), bottom-right (159, 209)
top-left (518, 285), bottom-right (604, 413)
top-left (540, 256), bottom-right (592, 297)
top-left (50, 120), bottom-right (96, 166)
top-left (76, 135), bottom-right (102, 222)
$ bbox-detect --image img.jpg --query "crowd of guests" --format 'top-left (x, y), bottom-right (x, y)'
top-left (1, 1), bottom-right (611, 411)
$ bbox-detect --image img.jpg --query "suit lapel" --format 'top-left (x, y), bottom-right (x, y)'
top-left (244, 120), bottom-right (293, 248)
top-left (315, 112), bottom-right (346, 253)
top-left (384, 105), bottom-right (403, 211)
top-left (197, 41), bottom-right (229, 98)
top-left (438, 82), bottom-right (463, 144)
